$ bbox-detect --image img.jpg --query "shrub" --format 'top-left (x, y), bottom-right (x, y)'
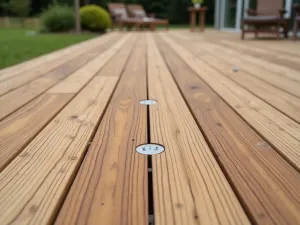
top-left (40, 4), bottom-right (74, 32)
top-left (80, 5), bottom-right (112, 32)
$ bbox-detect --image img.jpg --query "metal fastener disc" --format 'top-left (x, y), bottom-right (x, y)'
top-left (136, 144), bottom-right (165, 155)
top-left (233, 66), bottom-right (239, 72)
top-left (139, 99), bottom-right (157, 105)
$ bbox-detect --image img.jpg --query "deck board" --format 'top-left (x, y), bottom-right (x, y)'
top-left (156, 35), bottom-right (300, 225)
top-left (0, 30), bottom-right (300, 225)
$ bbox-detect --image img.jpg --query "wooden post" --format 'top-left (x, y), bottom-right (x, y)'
top-left (75, 0), bottom-right (81, 33)
top-left (200, 10), bottom-right (206, 32)
top-left (190, 11), bottom-right (196, 32)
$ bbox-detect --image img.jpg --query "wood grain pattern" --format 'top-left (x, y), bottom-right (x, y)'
top-left (0, 34), bottom-right (131, 120)
top-left (0, 32), bottom-right (136, 176)
top-left (219, 40), bottom-right (300, 71)
top-left (147, 34), bottom-right (250, 225)
top-left (200, 43), bottom-right (300, 99)
top-left (171, 32), bottom-right (300, 99)
top-left (0, 33), bottom-right (121, 96)
top-left (197, 41), bottom-right (300, 84)
top-left (239, 40), bottom-right (300, 58)
top-left (168, 35), bottom-right (300, 123)
top-left (198, 54), bottom-right (300, 123)
top-left (157, 35), bottom-right (300, 225)
top-left (0, 75), bottom-right (119, 225)
top-left (55, 36), bottom-right (148, 225)
top-left (0, 93), bottom-right (73, 171)
top-left (160, 34), bottom-right (300, 171)
top-left (0, 32), bottom-right (118, 82)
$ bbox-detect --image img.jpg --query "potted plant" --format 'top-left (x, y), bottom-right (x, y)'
top-left (192, 0), bottom-right (204, 8)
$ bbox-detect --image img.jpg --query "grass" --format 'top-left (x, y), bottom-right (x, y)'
top-left (0, 28), bottom-right (97, 69)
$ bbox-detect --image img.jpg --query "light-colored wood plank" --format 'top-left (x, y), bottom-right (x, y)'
top-left (0, 74), bottom-right (119, 225)
top-left (0, 33), bottom-right (136, 173)
top-left (157, 35), bottom-right (300, 225)
top-left (0, 32), bottom-right (118, 82)
top-left (200, 41), bottom-right (300, 84)
top-left (55, 36), bottom-right (148, 225)
top-left (243, 40), bottom-right (300, 58)
top-left (160, 34), bottom-right (300, 171)
top-left (219, 40), bottom-right (300, 71)
top-left (0, 94), bottom-right (73, 171)
top-left (169, 34), bottom-right (300, 123)
top-left (171, 32), bottom-right (300, 99)
top-left (0, 34), bottom-right (131, 120)
top-left (147, 34), bottom-right (250, 225)
top-left (0, 33), bottom-right (121, 96)
top-left (198, 54), bottom-right (300, 123)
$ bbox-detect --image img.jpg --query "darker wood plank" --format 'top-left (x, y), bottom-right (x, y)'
top-left (55, 37), bottom-right (148, 225)
top-left (156, 35), bottom-right (300, 225)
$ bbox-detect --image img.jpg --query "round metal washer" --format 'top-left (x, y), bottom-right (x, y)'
top-left (139, 99), bottom-right (157, 105)
top-left (136, 144), bottom-right (165, 155)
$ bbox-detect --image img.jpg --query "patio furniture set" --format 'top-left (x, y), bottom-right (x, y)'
top-left (108, 3), bottom-right (169, 31)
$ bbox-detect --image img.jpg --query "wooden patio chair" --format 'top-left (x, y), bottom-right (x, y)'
top-left (127, 4), bottom-right (169, 31)
top-left (293, 4), bottom-right (300, 40)
top-left (241, 0), bottom-right (289, 39)
top-left (108, 3), bottom-right (143, 31)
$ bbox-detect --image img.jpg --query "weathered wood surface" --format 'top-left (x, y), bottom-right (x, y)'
top-left (0, 30), bottom-right (300, 225)
top-left (0, 34), bottom-right (136, 172)
top-left (156, 35), bottom-right (300, 225)
top-left (160, 33), bottom-right (300, 171)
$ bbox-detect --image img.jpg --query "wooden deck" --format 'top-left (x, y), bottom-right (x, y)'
top-left (0, 30), bottom-right (300, 225)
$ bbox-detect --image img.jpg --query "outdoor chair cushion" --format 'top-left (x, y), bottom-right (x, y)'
top-left (131, 9), bottom-right (146, 19)
top-left (112, 8), bottom-right (128, 20)
top-left (244, 15), bottom-right (279, 22)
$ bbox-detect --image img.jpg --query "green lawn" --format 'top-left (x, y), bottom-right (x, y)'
top-left (0, 28), bottom-right (97, 69)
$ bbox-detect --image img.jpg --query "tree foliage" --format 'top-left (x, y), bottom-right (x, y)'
top-left (8, 0), bottom-right (31, 17)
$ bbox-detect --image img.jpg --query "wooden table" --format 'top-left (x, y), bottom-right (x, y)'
top-left (188, 7), bottom-right (208, 32)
